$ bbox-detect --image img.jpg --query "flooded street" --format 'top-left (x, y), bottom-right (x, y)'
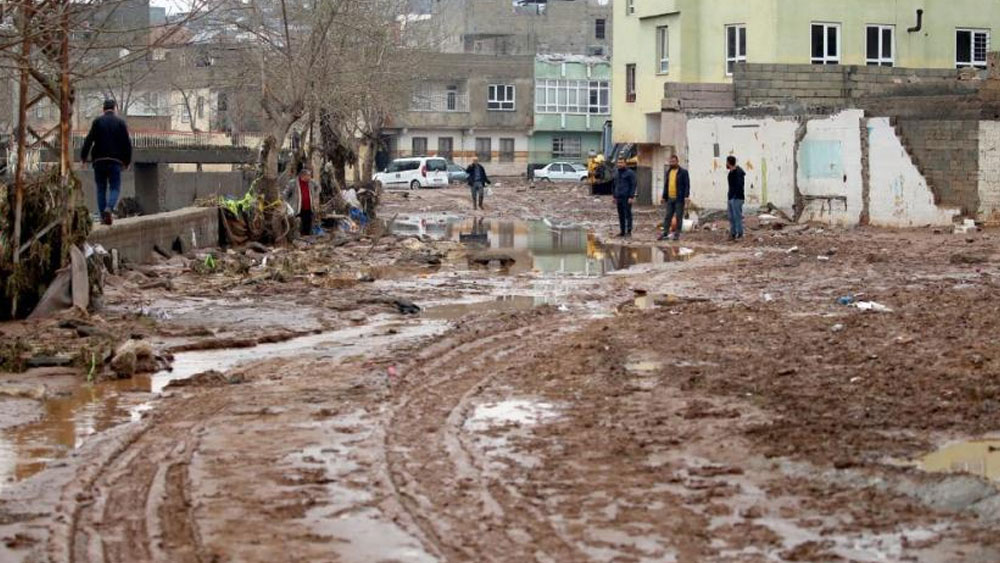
top-left (1, 183), bottom-right (999, 562)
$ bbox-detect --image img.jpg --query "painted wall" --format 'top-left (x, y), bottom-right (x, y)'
top-left (392, 129), bottom-right (530, 176)
top-left (978, 121), bottom-right (1000, 224)
top-left (528, 132), bottom-right (603, 166)
top-left (867, 118), bottom-right (960, 227)
top-left (686, 116), bottom-right (797, 211)
top-left (797, 110), bottom-right (864, 226)
top-left (612, 0), bottom-right (1000, 143)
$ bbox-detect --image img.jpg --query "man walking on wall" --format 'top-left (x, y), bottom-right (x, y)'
top-left (659, 154), bottom-right (690, 241)
top-left (726, 156), bottom-right (746, 241)
top-left (612, 157), bottom-right (636, 238)
top-left (81, 99), bottom-right (132, 226)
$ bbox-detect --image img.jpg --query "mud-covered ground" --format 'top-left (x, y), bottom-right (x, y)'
top-left (1, 181), bottom-right (999, 562)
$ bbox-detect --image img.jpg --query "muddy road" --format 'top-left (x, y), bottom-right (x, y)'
top-left (1, 181), bottom-right (999, 562)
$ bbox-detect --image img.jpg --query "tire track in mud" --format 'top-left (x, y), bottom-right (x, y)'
top-left (66, 397), bottom-right (221, 563)
top-left (384, 312), bottom-right (586, 561)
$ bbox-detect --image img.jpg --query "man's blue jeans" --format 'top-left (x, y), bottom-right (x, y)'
top-left (728, 198), bottom-right (744, 238)
top-left (93, 160), bottom-right (122, 214)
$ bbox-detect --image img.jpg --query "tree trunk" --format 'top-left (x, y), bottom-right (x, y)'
top-left (259, 122), bottom-right (290, 242)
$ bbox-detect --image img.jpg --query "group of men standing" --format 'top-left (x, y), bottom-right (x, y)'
top-left (613, 154), bottom-right (745, 241)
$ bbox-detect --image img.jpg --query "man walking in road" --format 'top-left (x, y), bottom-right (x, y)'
top-left (81, 99), bottom-right (132, 226)
top-left (612, 157), bottom-right (636, 238)
top-left (726, 156), bottom-right (746, 241)
top-left (465, 157), bottom-right (491, 210)
top-left (284, 167), bottom-right (321, 237)
top-left (659, 154), bottom-right (690, 241)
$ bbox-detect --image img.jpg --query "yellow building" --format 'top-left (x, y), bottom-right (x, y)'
top-left (613, 0), bottom-right (1000, 146)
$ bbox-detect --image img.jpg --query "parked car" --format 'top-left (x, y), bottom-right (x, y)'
top-left (447, 163), bottom-right (468, 184)
top-left (533, 162), bottom-right (588, 182)
top-left (373, 157), bottom-right (449, 190)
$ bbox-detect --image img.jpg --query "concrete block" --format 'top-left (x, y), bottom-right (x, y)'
top-left (89, 207), bottom-right (220, 265)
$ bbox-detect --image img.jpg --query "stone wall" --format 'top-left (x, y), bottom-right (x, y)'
top-left (88, 207), bottom-right (220, 264)
top-left (979, 121), bottom-right (1000, 224)
top-left (662, 83), bottom-right (735, 113)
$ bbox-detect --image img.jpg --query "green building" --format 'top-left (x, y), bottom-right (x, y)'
top-left (530, 55), bottom-right (611, 166)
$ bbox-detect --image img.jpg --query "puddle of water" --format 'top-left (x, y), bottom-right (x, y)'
top-left (625, 360), bottom-right (663, 374)
top-left (0, 318), bottom-right (449, 490)
top-left (917, 439), bottom-right (1000, 482)
top-left (465, 399), bottom-right (560, 430)
top-left (391, 215), bottom-right (694, 276)
top-left (421, 295), bottom-right (552, 320)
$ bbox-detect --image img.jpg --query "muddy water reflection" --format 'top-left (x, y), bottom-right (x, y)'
top-left (0, 376), bottom-right (152, 485)
top-left (393, 215), bottom-right (693, 275)
top-left (919, 439), bottom-right (1000, 482)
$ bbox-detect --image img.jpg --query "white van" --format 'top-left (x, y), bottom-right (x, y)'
top-left (373, 157), bottom-right (449, 190)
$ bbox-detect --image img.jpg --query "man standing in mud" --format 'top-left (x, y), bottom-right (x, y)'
top-left (284, 167), bottom-right (321, 237)
top-left (81, 99), bottom-right (132, 226)
top-left (726, 156), bottom-right (746, 241)
top-left (465, 157), bottom-right (491, 210)
top-left (613, 157), bottom-right (636, 238)
top-left (659, 154), bottom-right (690, 241)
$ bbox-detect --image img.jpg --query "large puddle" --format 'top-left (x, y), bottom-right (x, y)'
top-left (918, 439), bottom-right (1000, 482)
top-left (0, 318), bottom-right (447, 488)
top-left (392, 215), bottom-right (693, 276)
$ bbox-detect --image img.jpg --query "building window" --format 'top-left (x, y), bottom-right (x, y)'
top-left (595, 18), bottom-right (606, 40)
top-left (625, 64), bottom-right (636, 103)
top-left (656, 26), bottom-right (669, 74)
top-left (626, 0), bottom-right (634, 15)
top-left (811, 23), bottom-right (841, 65)
top-left (438, 137), bottom-right (453, 161)
top-left (552, 136), bottom-right (582, 159)
top-left (476, 137), bottom-right (492, 162)
top-left (412, 137), bottom-right (427, 156)
top-left (500, 138), bottom-right (515, 162)
top-left (217, 92), bottom-right (228, 112)
top-left (197, 96), bottom-right (205, 119)
top-left (866, 25), bottom-right (895, 67)
top-left (446, 86), bottom-right (457, 111)
top-left (726, 24), bottom-right (747, 76)
top-left (534, 79), bottom-right (609, 115)
top-left (487, 84), bottom-right (515, 111)
top-left (957, 29), bottom-right (990, 68)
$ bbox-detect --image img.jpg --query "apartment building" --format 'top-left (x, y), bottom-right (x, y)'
top-left (387, 0), bottom-right (613, 175)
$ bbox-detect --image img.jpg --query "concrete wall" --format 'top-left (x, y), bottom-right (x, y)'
top-left (390, 129), bottom-right (530, 176)
top-left (77, 167), bottom-right (248, 215)
top-left (868, 118), bottom-right (961, 227)
top-left (797, 110), bottom-right (864, 226)
top-left (979, 121), bottom-right (1000, 224)
top-left (88, 207), bottom-right (219, 264)
top-left (685, 111), bottom-right (960, 227)
top-left (686, 115), bottom-right (797, 211)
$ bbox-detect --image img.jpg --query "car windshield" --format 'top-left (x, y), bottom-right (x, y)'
top-left (448, 164), bottom-right (463, 172)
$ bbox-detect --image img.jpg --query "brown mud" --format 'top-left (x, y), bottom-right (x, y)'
top-left (0, 181), bottom-right (998, 561)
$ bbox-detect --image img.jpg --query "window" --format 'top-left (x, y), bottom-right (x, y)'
top-left (957, 29), bottom-right (990, 68)
top-left (426, 159), bottom-right (448, 172)
top-left (487, 84), bottom-right (515, 111)
top-left (500, 138), bottom-right (515, 162)
top-left (475, 137), bottom-right (492, 162)
top-left (656, 26), bottom-right (669, 73)
top-left (446, 86), bottom-right (457, 111)
top-left (412, 137), bottom-right (428, 156)
top-left (552, 136), bottom-right (582, 159)
top-left (438, 137), bottom-right (453, 161)
top-left (217, 92), bottom-right (228, 112)
top-left (866, 25), bottom-right (895, 67)
top-left (534, 79), bottom-right (609, 115)
top-left (626, 0), bottom-right (634, 15)
top-left (197, 96), bottom-right (205, 119)
top-left (625, 64), bottom-right (637, 103)
top-left (726, 24), bottom-right (747, 76)
top-left (811, 23), bottom-right (841, 65)
top-left (595, 18), bottom-right (606, 40)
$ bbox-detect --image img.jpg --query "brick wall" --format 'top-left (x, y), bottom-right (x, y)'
top-left (662, 83), bottom-right (735, 113)
top-left (894, 120), bottom-right (981, 215)
top-left (732, 63), bottom-right (977, 109)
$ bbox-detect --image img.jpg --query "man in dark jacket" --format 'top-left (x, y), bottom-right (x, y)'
top-left (465, 157), bottom-right (491, 210)
top-left (726, 156), bottom-right (746, 240)
top-left (612, 157), bottom-right (636, 238)
top-left (659, 154), bottom-right (691, 241)
top-left (81, 99), bottom-right (132, 225)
